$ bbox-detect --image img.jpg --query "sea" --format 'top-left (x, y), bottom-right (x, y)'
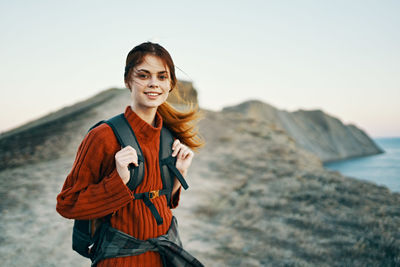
top-left (324, 137), bottom-right (400, 193)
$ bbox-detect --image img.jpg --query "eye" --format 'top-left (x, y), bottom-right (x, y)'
top-left (136, 73), bottom-right (149, 79)
top-left (158, 75), bottom-right (168, 80)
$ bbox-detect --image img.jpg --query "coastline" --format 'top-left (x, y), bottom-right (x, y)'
top-left (324, 137), bottom-right (400, 193)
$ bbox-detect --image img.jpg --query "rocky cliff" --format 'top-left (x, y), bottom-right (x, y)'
top-left (0, 87), bottom-right (398, 266)
top-left (222, 100), bottom-right (383, 162)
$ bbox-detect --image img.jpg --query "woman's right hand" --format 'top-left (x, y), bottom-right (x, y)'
top-left (115, 146), bottom-right (138, 184)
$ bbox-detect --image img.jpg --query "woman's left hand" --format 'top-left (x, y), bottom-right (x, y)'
top-left (172, 139), bottom-right (194, 177)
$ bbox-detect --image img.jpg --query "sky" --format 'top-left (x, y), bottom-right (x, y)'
top-left (0, 0), bottom-right (399, 138)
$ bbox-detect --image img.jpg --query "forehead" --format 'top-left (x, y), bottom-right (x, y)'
top-left (136, 54), bottom-right (169, 72)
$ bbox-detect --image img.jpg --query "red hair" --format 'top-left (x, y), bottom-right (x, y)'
top-left (124, 42), bottom-right (204, 150)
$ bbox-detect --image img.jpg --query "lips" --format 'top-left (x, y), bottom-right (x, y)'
top-left (144, 91), bottom-right (162, 100)
top-left (144, 92), bottom-right (161, 96)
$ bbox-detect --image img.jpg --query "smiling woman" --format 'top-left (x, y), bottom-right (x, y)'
top-left (56, 42), bottom-right (204, 267)
top-left (133, 67), bottom-right (169, 100)
top-left (125, 55), bottom-right (172, 117)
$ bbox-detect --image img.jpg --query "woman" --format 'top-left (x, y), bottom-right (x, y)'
top-left (56, 42), bottom-right (204, 266)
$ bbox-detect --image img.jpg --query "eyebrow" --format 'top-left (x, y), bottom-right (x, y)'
top-left (136, 69), bottom-right (168, 74)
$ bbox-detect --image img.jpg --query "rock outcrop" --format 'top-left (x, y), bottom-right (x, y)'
top-left (222, 100), bottom-right (383, 162)
top-left (167, 80), bottom-right (198, 106)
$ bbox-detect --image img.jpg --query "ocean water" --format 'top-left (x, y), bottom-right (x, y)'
top-left (324, 137), bottom-right (400, 193)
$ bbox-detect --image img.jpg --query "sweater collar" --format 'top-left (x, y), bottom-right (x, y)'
top-left (124, 106), bottom-right (163, 143)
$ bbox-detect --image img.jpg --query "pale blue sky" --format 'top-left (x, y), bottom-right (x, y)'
top-left (1, 0), bottom-right (399, 137)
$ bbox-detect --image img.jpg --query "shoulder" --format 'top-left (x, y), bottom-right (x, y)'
top-left (88, 122), bottom-right (114, 139)
top-left (84, 122), bottom-right (120, 152)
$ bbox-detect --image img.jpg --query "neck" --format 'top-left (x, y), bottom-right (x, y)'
top-left (130, 104), bottom-right (157, 126)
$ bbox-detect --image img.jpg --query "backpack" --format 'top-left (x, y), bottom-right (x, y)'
top-left (72, 113), bottom-right (189, 259)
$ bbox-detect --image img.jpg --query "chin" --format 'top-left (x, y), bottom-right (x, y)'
top-left (145, 101), bottom-right (165, 108)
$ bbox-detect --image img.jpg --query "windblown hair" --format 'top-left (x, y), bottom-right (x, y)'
top-left (124, 42), bottom-right (204, 151)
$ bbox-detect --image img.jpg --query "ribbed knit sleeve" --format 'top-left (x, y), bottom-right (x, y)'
top-left (56, 123), bottom-right (134, 220)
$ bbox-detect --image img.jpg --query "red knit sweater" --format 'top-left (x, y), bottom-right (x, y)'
top-left (56, 106), bottom-right (181, 267)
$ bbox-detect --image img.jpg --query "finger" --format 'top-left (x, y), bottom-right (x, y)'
top-left (177, 147), bottom-right (190, 159)
top-left (118, 146), bottom-right (136, 157)
top-left (182, 149), bottom-right (193, 159)
top-left (172, 143), bottom-right (183, 157)
top-left (128, 163), bottom-right (136, 170)
top-left (119, 146), bottom-right (138, 159)
top-left (116, 158), bottom-right (131, 168)
top-left (120, 155), bottom-right (138, 166)
top-left (124, 145), bottom-right (137, 153)
top-left (184, 149), bottom-right (194, 160)
top-left (116, 151), bottom-right (138, 160)
top-left (179, 148), bottom-right (189, 159)
top-left (172, 139), bottom-right (180, 151)
top-left (126, 155), bottom-right (139, 166)
top-left (124, 160), bottom-right (138, 168)
top-left (116, 154), bottom-right (138, 167)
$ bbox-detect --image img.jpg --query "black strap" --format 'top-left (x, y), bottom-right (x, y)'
top-left (106, 114), bottom-right (145, 191)
top-left (89, 120), bottom-right (106, 132)
top-left (134, 189), bottom-right (170, 225)
top-left (159, 127), bottom-right (175, 206)
top-left (161, 156), bottom-right (189, 190)
top-left (143, 196), bottom-right (163, 225)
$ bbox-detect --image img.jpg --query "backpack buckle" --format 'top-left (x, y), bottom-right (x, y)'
top-left (149, 190), bottom-right (159, 199)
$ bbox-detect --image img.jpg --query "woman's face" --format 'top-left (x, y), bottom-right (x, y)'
top-left (125, 54), bottom-right (171, 112)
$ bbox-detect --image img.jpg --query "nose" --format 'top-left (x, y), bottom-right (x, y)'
top-left (148, 76), bottom-right (159, 88)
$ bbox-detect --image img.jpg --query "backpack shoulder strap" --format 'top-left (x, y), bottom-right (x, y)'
top-left (159, 127), bottom-right (189, 207)
top-left (89, 120), bottom-right (106, 132)
top-left (105, 113), bottom-right (145, 191)
top-left (159, 126), bottom-right (174, 206)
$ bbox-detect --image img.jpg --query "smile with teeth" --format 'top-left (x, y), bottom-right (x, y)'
top-left (145, 92), bottom-right (161, 96)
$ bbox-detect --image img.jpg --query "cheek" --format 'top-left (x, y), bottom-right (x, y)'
top-left (132, 79), bottom-right (147, 87)
top-left (160, 81), bottom-right (171, 92)
top-left (159, 89), bottom-right (169, 102)
top-left (162, 92), bottom-right (169, 101)
top-left (129, 86), bottom-right (142, 99)
top-left (129, 89), bottom-right (138, 100)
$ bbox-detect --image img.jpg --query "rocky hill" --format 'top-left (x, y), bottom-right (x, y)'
top-left (0, 87), bottom-right (399, 266)
top-left (223, 100), bottom-right (383, 162)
